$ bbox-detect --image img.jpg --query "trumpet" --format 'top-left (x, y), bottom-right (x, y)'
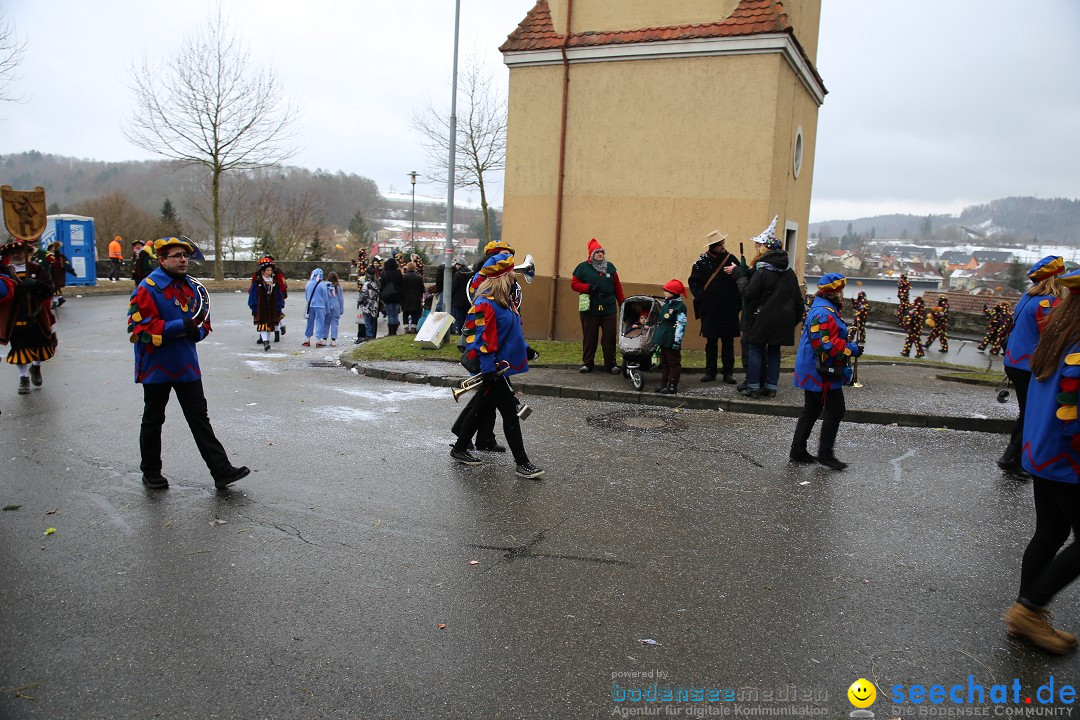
top-left (452, 361), bottom-right (510, 402)
top-left (850, 357), bottom-right (863, 388)
top-left (517, 254), bottom-right (535, 284)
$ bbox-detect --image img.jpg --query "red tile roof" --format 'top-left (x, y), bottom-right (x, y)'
top-left (500, 0), bottom-right (794, 53)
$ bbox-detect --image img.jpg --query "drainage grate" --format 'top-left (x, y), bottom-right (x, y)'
top-left (307, 361), bottom-right (341, 368)
top-left (586, 409), bottom-right (687, 434)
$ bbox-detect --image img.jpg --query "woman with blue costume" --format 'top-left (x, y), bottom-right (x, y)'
top-left (1003, 267), bottom-right (1080, 654)
top-left (302, 268), bottom-right (328, 347)
top-left (450, 251), bottom-right (543, 479)
top-left (789, 273), bottom-right (860, 471)
top-left (997, 256), bottom-right (1066, 480)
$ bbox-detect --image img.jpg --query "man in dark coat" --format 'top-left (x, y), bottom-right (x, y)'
top-left (688, 230), bottom-right (742, 383)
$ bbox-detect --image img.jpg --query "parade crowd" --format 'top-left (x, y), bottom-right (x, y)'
top-left (3, 203), bottom-right (1080, 656)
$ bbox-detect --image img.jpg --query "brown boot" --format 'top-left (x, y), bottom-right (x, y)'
top-left (1004, 602), bottom-right (1075, 653)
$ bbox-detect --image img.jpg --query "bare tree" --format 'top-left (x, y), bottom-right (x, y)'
top-left (413, 56), bottom-right (506, 245)
top-left (124, 4), bottom-right (298, 279)
top-left (0, 8), bottom-right (26, 105)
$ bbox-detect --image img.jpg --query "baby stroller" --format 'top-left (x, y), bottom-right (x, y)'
top-left (618, 295), bottom-right (663, 391)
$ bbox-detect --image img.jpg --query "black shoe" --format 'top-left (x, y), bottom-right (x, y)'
top-left (274, 330), bottom-right (280, 343)
top-left (608, 366), bottom-right (622, 375)
top-left (736, 381), bottom-right (748, 392)
top-left (18, 376), bottom-right (29, 395)
top-left (516, 462), bottom-right (545, 479)
top-left (354, 338), bottom-right (363, 344)
top-left (579, 365), bottom-right (592, 373)
top-left (789, 450), bottom-right (817, 464)
top-left (214, 466), bottom-right (250, 489)
top-left (700, 372), bottom-right (717, 383)
top-left (762, 389), bottom-right (777, 398)
top-left (816, 455), bottom-right (848, 471)
top-left (658, 384), bottom-right (677, 394)
top-left (141, 474), bottom-right (169, 489)
top-left (29, 364), bottom-right (42, 387)
top-left (997, 459), bottom-right (1032, 481)
top-left (450, 447), bottom-right (482, 466)
top-left (654, 385), bottom-right (667, 393)
top-left (739, 387), bottom-right (760, 399)
top-left (475, 441), bottom-right (507, 453)
top-left (263, 341), bottom-right (271, 351)
top-left (722, 374), bottom-right (736, 384)
top-left (257, 337), bottom-right (264, 345)
top-left (55, 296), bottom-right (66, 307)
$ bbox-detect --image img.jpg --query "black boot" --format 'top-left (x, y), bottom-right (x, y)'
top-left (997, 445), bottom-right (1032, 481)
top-left (388, 324), bottom-right (399, 336)
top-left (274, 330), bottom-right (280, 343)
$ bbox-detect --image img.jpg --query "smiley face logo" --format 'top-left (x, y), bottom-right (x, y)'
top-left (848, 678), bottom-right (876, 708)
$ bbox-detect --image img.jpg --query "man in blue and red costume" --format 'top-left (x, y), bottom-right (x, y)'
top-left (1003, 267), bottom-right (1080, 653)
top-left (450, 251), bottom-right (543, 479)
top-left (790, 273), bottom-right (861, 470)
top-left (128, 237), bottom-right (249, 490)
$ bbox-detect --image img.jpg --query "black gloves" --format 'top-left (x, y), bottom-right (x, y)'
top-left (526, 347), bottom-right (539, 361)
top-left (183, 318), bottom-right (202, 342)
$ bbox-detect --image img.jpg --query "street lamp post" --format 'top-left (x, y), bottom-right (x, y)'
top-left (408, 170), bottom-right (419, 246)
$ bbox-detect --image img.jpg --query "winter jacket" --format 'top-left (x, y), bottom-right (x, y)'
top-left (653, 297), bottom-right (688, 350)
top-left (793, 295), bottom-right (861, 392)
top-left (736, 249), bottom-right (802, 346)
top-left (400, 270), bottom-right (425, 315)
top-left (358, 278), bottom-right (380, 317)
top-left (1004, 293), bottom-right (1059, 372)
top-left (1022, 339), bottom-right (1080, 483)
top-left (570, 259), bottom-right (625, 316)
top-left (128, 266), bottom-right (209, 384)
top-left (325, 282), bottom-right (345, 319)
top-left (380, 259), bottom-right (403, 304)
top-left (305, 268), bottom-right (327, 313)
top-left (450, 267), bottom-right (472, 309)
top-left (688, 249), bottom-right (742, 338)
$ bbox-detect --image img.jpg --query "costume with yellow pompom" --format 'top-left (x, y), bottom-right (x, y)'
top-left (924, 295), bottom-right (950, 352)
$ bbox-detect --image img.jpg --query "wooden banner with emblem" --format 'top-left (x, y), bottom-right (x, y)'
top-left (1, 185), bottom-right (47, 241)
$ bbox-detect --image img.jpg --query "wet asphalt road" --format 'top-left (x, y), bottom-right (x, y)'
top-left (2, 293), bottom-right (1079, 719)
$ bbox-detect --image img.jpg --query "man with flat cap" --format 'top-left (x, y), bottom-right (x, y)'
top-left (127, 236), bottom-right (249, 490)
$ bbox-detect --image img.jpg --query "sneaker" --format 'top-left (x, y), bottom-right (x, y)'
top-left (141, 474), bottom-right (169, 490)
top-left (29, 364), bottom-right (42, 387)
top-left (330, 340), bottom-right (337, 346)
top-left (789, 450), bottom-right (817, 463)
top-left (302, 340), bottom-right (311, 347)
top-left (700, 372), bottom-right (717, 383)
top-left (450, 447), bottom-right (482, 466)
top-left (816, 455), bottom-right (848, 471)
top-left (578, 365), bottom-right (592, 373)
top-left (315, 342), bottom-right (326, 348)
top-left (18, 376), bottom-right (29, 395)
top-left (475, 441), bottom-right (507, 453)
top-left (516, 462), bottom-right (545, 479)
top-left (214, 466), bottom-right (250, 490)
top-left (1004, 602), bottom-right (1075, 654)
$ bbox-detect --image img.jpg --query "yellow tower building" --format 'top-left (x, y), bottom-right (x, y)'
top-left (500, 0), bottom-right (825, 344)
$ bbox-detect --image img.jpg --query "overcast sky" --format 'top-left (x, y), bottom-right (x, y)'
top-left (1, 0), bottom-right (1077, 224)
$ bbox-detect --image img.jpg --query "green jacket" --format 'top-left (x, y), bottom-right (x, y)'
top-left (572, 260), bottom-right (622, 316)
top-left (653, 298), bottom-right (688, 350)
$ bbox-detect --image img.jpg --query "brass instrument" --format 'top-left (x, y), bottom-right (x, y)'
top-left (517, 254), bottom-right (535, 284)
top-left (189, 276), bottom-right (211, 326)
top-left (452, 360), bottom-right (510, 402)
top-left (850, 357), bottom-right (863, 388)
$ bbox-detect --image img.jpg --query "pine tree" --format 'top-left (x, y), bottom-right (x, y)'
top-left (159, 197), bottom-right (183, 237)
top-left (308, 231), bottom-right (324, 260)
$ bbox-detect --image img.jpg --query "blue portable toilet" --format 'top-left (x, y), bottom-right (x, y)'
top-left (41, 214), bottom-right (96, 286)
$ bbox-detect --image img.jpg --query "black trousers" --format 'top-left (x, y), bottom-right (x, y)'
top-left (451, 388), bottom-right (498, 448)
top-left (1019, 476), bottom-right (1080, 608)
top-left (704, 336), bottom-right (735, 375)
top-left (140, 380), bottom-right (232, 479)
top-left (109, 258), bottom-right (122, 281)
top-left (1002, 366), bottom-right (1032, 461)
top-left (453, 376), bottom-right (529, 465)
top-left (580, 313), bottom-right (617, 369)
top-left (791, 388), bottom-right (846, 458)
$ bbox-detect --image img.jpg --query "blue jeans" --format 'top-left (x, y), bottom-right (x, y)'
top-left (363, 313), bottom-right (378, 338)
top-left (746, 344), bottom-right (782, 390)
top-left (451, 305), bottom-right (469, 335)
top-left (383, 302), bottom-right (400, 326)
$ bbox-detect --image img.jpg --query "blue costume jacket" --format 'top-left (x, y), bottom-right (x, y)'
top-left (127, 267), bottom-right (209, 384)
top-left (793, 295), bottom-right (860, 391)
top-left (1022, 340), bottom-right (1080, 483)
top-left (462, 294), bottom-right (531, 377)
top-left (1004, 293), bottom-right (1058, 372)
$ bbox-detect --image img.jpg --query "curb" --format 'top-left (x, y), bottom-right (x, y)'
top-left (339, 356), bottom-right (1012, 435)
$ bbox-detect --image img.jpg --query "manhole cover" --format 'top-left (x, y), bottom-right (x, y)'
top-left (586, 409), bottom-right (686, 434)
